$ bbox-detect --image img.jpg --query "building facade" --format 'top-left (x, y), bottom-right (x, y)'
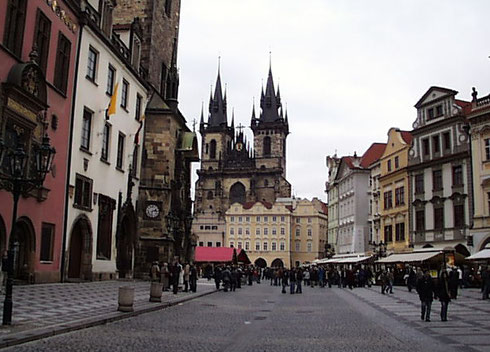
top-left (0, 0), bottom-right (80, 283)
top-left (379, 128), bottom-right (413, 254)
top-left (408, 87), bottom-right (472, 256)
top-left (64, 0), bottom-right (150, 280)
top-left (326, 155), bottom-right (340, 256)
top-left (193, 66), bottom-right (291, 248)
top-left (467, 88), bottom-right (490, 253)
top-left (367, 144), bottom-right (387, 248)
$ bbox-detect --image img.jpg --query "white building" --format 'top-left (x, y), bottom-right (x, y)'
top-left (64, 0), bottom-right (150, 280)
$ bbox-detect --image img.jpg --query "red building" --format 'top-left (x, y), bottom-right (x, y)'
top-left (0, 0), bottom-right (79, 283)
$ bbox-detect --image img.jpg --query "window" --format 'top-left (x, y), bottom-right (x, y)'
top-left (255, 242), bottom-right (260, 251)
top-left (384, 225), bottom-right (393, 243)
top-left (307, 228), bottom-right (312, 237)
top-left (53, 33), bottom-right (71, 94)
top-left (229, 227), bottom-right (234, 236)
top-left (237, 242), bottom-right (242, 249)
top-left (229, 241), bottom-right (234, 248)
top-left (296, 218), bottom-right (300, 224)
top-left (81, 108), bottom-right (92, 150)
top-left (256, 228), bottom-right (261, 236)
top-left (3, 0), bottom-right (27, 57)
top-left (238, 228), bottom-right (242, 235)
top-left (383, 191), bottom-right (392, 209)
top-left (433, 170), bottom-right (443, 191)
top-left (264, 228), bottom-right (268, 236)
top-left (34, 10), bottom-right (51, 74)
top-left (296, 228), bottom-right (300, 236)
top-left (121, 80), bottom-right (129, 109)
top-left (415, 174), bottom-right (424, 194)
top-left (271, 242), bottom-right (276, 251)
top-left (387, 159), bottom-right (392, 172)
top-left (454, 204), bottom-right (464, 228)
top-left (422, 139), bottom-right (430, 156)
top-left (245, 241), bottom-right (250, 250)
top-left (416, 210), bottom-right (425, 232)
top-left (106, 65), bottom-right (116, 95)
top-left (295, 242), bottom-right (300, 251)
top-left (230, 216), bottom-right (235, 222)
top-left (263, 136), bottom-right (271, 156)
top-left (96, 195), bottom-right (115, 260)
top-left (263, 242), bottom-right (268, 251)
top-left (245, 228), bottom-right (250, 236)
top-left (432, 135), bottom-right (440, 153)
top-left (238, 216), bottom-right (242, 223)
top-left (435, 105), bottom-right (443, 117)
top-left (485, 139), bottom-right (490, 160)
top-left (307, 242), bottom-right (312, 252)
top-left (134, 92), bottom-right (141, 119)
top-left (216, 242), bottom-right (221, 247)
top-left (443, 132), bottom-right (451, 150)
top-left (246, 216), bottom-right (250, 222)
top-left (308, 217), bottom-right (312, 223)
top-left (256, 216), bottom-right (261, 222)
top-left (116, 133), bottom-right (125, 169)
top-left (198, 241), bottom-right (204, 247)
top-left (427, 107), bottom-right (435, 120)
top-left (280, 227), bottom-right (285, 235)
top-left (101, 123), bottom-right (110, 161)
top-left (272, 227), bottom-right (277, 236)
top-left (280, 242), bottom-right (285, 251)
top-left (452, 165), bottom-right (463, 186)
top-left (164, 0), bottom-right (172, 16)
top-left (394, 156), bottom-right (399, 169)
top-left (207, 242), bottom-right (212, 247)
top-left (272, 216), bottom-right (277, 222)
top-left (132, 36), bottom-right (141, 68)
top-left (87, 47), bottom-right (98, 81)
top-left (395, 187), bottom-right (405, 206)
top-left (209, 140), bottom-right (216, 159)
top-left (281, 216), bottom-right (285, 222)
top-left (264, 216), bottom-right (268, 222)
top-left (395, 222), bottom-right (405, 241)
top-left (40, 223), bottom-right (55, 262)
top-left (434, 206), bottom-right (444, 230)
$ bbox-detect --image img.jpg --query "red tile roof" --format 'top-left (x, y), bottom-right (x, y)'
top-left (360, 143), bottom-right (386, 168)
top-left (455, 99), bottom-right (472, 115)
top-left (319, 202), bottom-right (328, 215)
top-left (400, 131), bottom-right (413, 145)
top-left (194, 247), bottom-right (250, 264)
top-left (342, 156), bottom-right (355, 169)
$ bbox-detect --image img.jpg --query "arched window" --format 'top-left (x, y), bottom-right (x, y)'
top-left (263, 136), bottom-right (271, 156)
top-left (230, 182), bottom-right (246, 204)
top-left (210, 139), bottom-right (217, 159)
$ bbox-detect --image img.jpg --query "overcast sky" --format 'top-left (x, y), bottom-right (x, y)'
top-left (177, 0), bottom-right (490, 202)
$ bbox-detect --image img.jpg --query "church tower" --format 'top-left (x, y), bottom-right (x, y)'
top-left (251, 65), bottom-right (289, 178)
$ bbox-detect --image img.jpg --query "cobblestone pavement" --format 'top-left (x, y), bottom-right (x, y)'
top-left (5, 281), bottom-right (486, 352)
top-left (343, 284), bottom-right (490, 352)
top-left (0, 279), bottom-right (216, 348)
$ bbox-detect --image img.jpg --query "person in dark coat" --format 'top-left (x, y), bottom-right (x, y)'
top-left (481, 266), bottom-right (490, 300)
top-left (213, 266), bottom-right (222, 290)
top-left (448, 268), bottom-right (459, 299)
top-left (231, 267), bottom-right (239, 292)
top-left (296, 269), bottom-right (303, 293)
top-left (437, 271), bottom-right (451, 321)
top-left (416, 270), bottom-right (434, 321)
top-left (221, 266), bottom-right (232, 292)
top-left (346, 269), bottom-right (355, 290)
top-left (170, 261), bottom-right (181, 294)
top-left (407, 268), bottom-right (417, 292)
top-left (189, 264), bottom-right (198, 293)
top-left (282, 269), bottom-right (289, 294)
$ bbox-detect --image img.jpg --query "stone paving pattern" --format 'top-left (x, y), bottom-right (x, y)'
top-left (0, 279), bottom-right (216, 348)
top-left (3, 281), bottom-right (488, 351)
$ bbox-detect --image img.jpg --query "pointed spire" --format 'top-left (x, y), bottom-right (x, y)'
top-left (259, 58), bottom-right (282, 123)
top-left (208, 58), bottom-right (228, 127)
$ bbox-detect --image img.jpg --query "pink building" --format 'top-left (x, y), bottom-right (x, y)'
top-left (0, 0), bottom-right (79, 283)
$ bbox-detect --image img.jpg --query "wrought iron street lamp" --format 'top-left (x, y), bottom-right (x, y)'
top-left (0, 134), bottom-right (55, 325)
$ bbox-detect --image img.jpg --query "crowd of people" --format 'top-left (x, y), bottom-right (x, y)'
top-left (150, 260), bottom-right (198, 294)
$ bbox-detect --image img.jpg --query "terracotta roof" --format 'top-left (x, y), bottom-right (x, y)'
top-left (320, 202), bottom-right (328, 215)
top-left (454, 99), bottom-right (472, 115)
top-left (400, 131), bottom-right (413, 145)
top-left (194, 247), bottom-right (250, 264)
top-left (242, 201), bottom-right (272, 210)
top-left (342, 156), bottom-right (355, 169)
top-left (360, 143), bottom-right (386, 168)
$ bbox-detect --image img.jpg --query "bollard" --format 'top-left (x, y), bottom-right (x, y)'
top-left (150, 282), bottom-right (164, 302)
top-left (118, 286), bottom-right (134, 312)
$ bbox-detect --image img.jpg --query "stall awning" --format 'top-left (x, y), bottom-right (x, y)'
top-left (466, 249), bottom-right (490, 260)
top-left (194, 247), bottom-right (250, 264)
top-left (377, 251), bottom-right (440, 263)
top-left (338, 256), bottom-right (372, 264)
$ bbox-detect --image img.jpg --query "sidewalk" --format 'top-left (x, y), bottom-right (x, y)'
top-left (0, 279), bottom-right (217, 349)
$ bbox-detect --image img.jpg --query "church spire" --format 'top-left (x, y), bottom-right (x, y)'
top-left (260, 61), bottom-right (282, 123)
top-left (208, 59), bottom-right (228, 127)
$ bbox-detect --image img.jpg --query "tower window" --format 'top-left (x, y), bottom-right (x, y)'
top-left (264, 136), bottom-right (271, 156)
top-left (210, 140), bottom-right (216, 159)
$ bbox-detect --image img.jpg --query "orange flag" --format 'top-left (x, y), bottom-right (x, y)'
top-left (107, 82), bottom-right (119, 117)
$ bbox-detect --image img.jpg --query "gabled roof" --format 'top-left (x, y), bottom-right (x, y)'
top-left (400, 131), bottom-right (413, 144)
top-left (360, 143), bottom-right (386, 168)
top-left (454, 99), bottom-right (472, 115)
top-left (414, 86), bottom-right (458, 108)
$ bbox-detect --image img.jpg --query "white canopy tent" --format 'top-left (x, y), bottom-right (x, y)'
top-left (376, 251), bottom-right (441, 264)
top-left (466, 244), bottom-right (490, 261)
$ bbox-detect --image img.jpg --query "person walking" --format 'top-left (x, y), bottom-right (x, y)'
top-left (222, 266), bottom-right (231, 292)
top-left (481, 266), bottom-right (490, 300)
top-left (189, 264), bottom-right (198, 293)
top-left (282, 269), bottom-right (289, 294)
top-left (289, 269), bottom-right (296, 294)
top-left (407, 267), bottom-right (417, 292)
top-left (296, 269), bottom-right (303, 294)
top-left (437, 271), bottom-right (451, 321)
top-left (387, 268), bottom-right (394, 294)
top-left (318, 266), bottom-right (325, 288)
top-left (231, 267), bottom-right (238, 292)
top-left (161, 262), bottom-right (170, 291)
top-left (380, 270), bottom-right (388, 294)
top-left (448, 267), bottom-right (459, 299)
top-left (170, 260), bottom-right (181, 294)
top-left (416, 270), bottom-right (434, 322)
top-left (183, 263), bottom-right (190, 292)
top-left (214, 266), bottom-right (222, 290)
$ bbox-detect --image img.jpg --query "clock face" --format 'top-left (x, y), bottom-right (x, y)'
top-left (146, 204), bottom-right (160, 218)
top-left (236, 142), bottom-right (243, 151)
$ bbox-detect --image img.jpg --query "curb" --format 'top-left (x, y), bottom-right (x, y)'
top-left (0, 288), bottom-right (218, 349)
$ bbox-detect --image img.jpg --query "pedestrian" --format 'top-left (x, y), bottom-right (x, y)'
top-left (170, 260), bottom-right (181, 294)
top-left (387, 268), bottom-right (394, 294)
top-left (416, 270), bottom-right (434, 322)
top-left (281, 269), bottom-right (289, 294)
top-left (407, 267), bottom-right (417, 292)
top-left (247, 267), bottom-right (253, 286)
top-left (222, 266), bottom-right (231, 292)
top-left (231, 267), bottom-right (238, 292)
top-left (448, 267), bottom-right (459, 299)
top-left (161, 262), bottom-right (170, 291)
top-left (296, 269), bottom-right (303, 294)
top-left (183, 263), bottom-right (190, 292)
top-left (481, 266), bottom-right (490, 300)
top-left (318, 266), bottom-right (325, 288)
top-left (214, 266), bottom-right (222, 290)
top-left (346, 269), bottom-right (355, 290)
top-left (380, 270), bottom-right (387, 294)
top-left (289, 269), bottom-right (296, 294)
top-left (189, 263), bottom-right (198, 293)
top-left (150, 261), bottom-right (160, 282)
top-left (437, 271), bottom-right (451, 321)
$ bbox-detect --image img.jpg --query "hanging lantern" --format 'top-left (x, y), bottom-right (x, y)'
top-left (36, 134), bottom-right (56, 183)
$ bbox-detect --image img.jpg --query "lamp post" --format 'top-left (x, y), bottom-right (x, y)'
top-left (0, 134), bottom-right (55, 325)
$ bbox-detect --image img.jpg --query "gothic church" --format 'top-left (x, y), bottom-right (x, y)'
top-left (192, 65), bottom-right (291, 248)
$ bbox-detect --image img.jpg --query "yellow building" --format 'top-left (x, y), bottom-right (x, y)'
top-left (379, 128), bottom-right (413, 254)
top-left (468, 92), bottom-right (490, 252)
top-left (224, 198), bottom-right (328, 268)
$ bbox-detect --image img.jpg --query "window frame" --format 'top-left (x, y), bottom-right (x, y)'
top-left (53, 32), bottom-right (71, 94)
top-left (74, 173), bottom-right (93, 210)
top-left (121, 79), bottom-right (129, 109)
top-left (106, 64), bottom-right (116, 95)
top-left (3, 0), bottom-right (27, 57)
top-left (116, 132), bottom-right (125, 170)
top-left (33, 9), bottom-right (51, 74)
top-left (101, 123), bottom-right (111, 162)
top-left (87, 46), bottom-right (98, 82)
top-left (81, 108), bottom-right (93, 151)
top-left (40, 222), bottom-right (55, 262)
